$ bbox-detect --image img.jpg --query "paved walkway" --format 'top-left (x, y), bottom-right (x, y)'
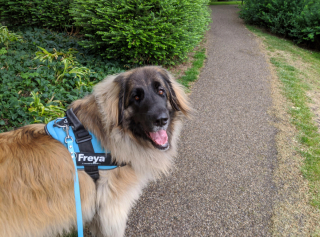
top-left (125, 5), bottom-right (277, 236)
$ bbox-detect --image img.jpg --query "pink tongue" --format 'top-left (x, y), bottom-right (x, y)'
top-left (149, 130), bottom-right (168, 145)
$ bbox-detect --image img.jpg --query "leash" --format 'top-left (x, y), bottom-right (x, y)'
top-left (64, 125), bottom-right (84, 237)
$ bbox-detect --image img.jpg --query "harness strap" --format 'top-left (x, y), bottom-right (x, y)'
top-left (66, 109), bottom-right (100, 182)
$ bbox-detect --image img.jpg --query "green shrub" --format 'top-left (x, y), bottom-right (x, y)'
top-left (261, 0), bottom-right (303, 36)
top-left (0, 0), bottom-right (74, 29)
top-left (238, 0), bottom-right (267, 25)
top-left (70, 0), bottom-right (210, 65)
top-left (291, 0), bottom-right (320, 45)
top-left (239, 0), bottom-right (303, 33)
top-left (0, 27), bottom-right (124, 132)
top-left (239, 0), bottom-right (320, 47)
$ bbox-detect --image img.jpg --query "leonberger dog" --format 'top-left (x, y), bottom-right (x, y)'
top-left (0, 66), bottom-right (191, 237)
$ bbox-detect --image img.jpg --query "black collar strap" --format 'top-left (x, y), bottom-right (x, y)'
top-left (66, 109), bottom-right (94, 151)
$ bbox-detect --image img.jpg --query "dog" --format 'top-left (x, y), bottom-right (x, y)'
top-left (0, 66), bottom-right (191, 237)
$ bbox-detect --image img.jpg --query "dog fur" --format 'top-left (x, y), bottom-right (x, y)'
top-left (0, 66), bottom-right (191, 237)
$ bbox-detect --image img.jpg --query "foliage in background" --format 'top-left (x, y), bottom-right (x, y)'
top-left (0, 27), bottom-right (124, 132)
top-left (239, 0), bottom-right (320, 48)
top-left (34, 47), bottom-right (92, 84)
top-left (0, 24), bottom-right (23, 49)
top-left (28, 92), bottom-right (66, 124)
top-left (292, 0), bottom-right (320, 46)
top-left (0, 0), bottom-right (211, 65)
top-left (70, 0), bottom-right (211, 65)
top-left (0, 0), bottom-right (74, 30)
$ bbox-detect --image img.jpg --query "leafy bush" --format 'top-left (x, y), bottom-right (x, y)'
top-left (0, 0), bottom-right (74, 29)
top-left (70, 0), bottom-right (210, 65)
top-left (0, 25), bottom-right (23, 49)
top-left (291, 0), bottom-right (320, 45)
top-left (0, 27), bottom-right (124, 132)
top-left (239, 0), bottom-right (320, 47)
top-left (238, 0), bottom-right (268, 25)
top-left (28, 91), bottom-right (66, 124)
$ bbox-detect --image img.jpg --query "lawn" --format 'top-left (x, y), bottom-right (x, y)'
top-left (246, 25), bottom-right (320, 235)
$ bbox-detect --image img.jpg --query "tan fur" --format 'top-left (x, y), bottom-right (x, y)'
top-left (0, 66), bottom-right (191, 237)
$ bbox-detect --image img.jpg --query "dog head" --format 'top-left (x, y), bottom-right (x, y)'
top-left (110, 66), bottom-right (191, 151)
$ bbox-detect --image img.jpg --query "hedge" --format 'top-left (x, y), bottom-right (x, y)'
top-left (0, 0), bottom-right (74, 30)
top-left (0, 0), bottom-right (210, 65)
top-left (239, 0), bottom-right (320, 48)
top-left (70, 0), bottom-right (211, 65)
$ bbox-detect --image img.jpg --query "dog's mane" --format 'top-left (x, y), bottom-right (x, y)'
top-left (69, 68), bottom-right (190, 179)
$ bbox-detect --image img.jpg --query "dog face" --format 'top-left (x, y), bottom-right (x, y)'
top-left (115, 66), bottom-right (186, 151)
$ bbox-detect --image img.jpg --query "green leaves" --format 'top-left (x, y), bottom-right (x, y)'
top-left (0, 27), bottom-right (123, 132)
top-left (70, 0), bottom-right (210, 65)
top-left (28, 91), bottom-right (66, 124)
top-left (239, 0), bottom-right (320, 47)
top-left (0, 0), bottom-right (74, 30)
top-left (0, 47), bottom-right (7, 55)
top-left (0, 25), bottom-right (23, 49)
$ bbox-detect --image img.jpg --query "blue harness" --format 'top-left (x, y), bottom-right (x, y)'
top-left (45, 118), bottom-right (118, 170)
top-left (45, 109), bottom-right (122, 237)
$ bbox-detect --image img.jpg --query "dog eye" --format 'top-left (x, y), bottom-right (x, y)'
top-left (158, 89), bottom-right (165, 96)
top-left (134, 95), bottom-right (140, 101)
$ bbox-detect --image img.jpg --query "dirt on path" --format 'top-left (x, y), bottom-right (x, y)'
top-left (125, 5), bottom-right (278, 236)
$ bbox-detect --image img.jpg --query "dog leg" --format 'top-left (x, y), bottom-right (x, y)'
top-left (88, 168), bottom-right (145, 237)
top-left (89, 208), bottom-right (127, 237)
top-left (89, 191), bottom-right (132, 237)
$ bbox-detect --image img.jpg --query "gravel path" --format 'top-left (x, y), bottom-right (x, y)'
top-left (125, 5), bottom-right (277, 236)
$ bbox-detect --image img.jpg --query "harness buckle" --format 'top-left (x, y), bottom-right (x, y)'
top-left (76, 133), bottom-right (92, 144)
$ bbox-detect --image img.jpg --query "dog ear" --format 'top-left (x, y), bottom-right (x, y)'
top-left (114, 74), bottom-right (126, 126)
top-left (163, 78), bottom-right (180, 112)
top-left (160, 68), bottom-right (192, 117)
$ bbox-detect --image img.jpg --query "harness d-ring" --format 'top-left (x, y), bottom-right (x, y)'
top-left (54, 117), bottom-right (68, 128)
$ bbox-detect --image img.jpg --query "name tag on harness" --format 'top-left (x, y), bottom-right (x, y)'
top-left (76, 153), bottom-right (112, 166)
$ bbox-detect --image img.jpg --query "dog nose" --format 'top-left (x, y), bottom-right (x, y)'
top-left (154, 113), bottom-right (168, 127)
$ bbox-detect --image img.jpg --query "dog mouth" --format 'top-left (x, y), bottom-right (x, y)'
top-left (146, 130), bottom-right (169, 150)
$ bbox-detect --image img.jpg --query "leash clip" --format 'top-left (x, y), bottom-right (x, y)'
top-left (63, 125), bottom-right (74, 143)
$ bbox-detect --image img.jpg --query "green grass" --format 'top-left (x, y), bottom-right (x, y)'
top-left (209, 1), bottom-right (242, 5)
top-left (246, 25), bottom-right (320, 208)
top-left (177, 47), bottom-right (206, 89)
